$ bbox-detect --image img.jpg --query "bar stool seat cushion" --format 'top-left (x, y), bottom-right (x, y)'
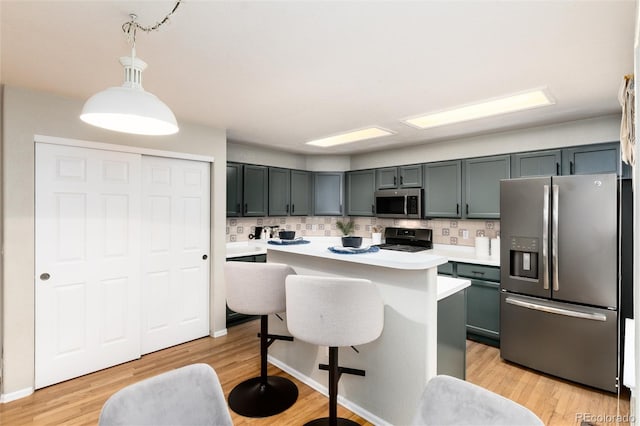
top-left (226, 262), bottom-right (295, 315)
top-left (98, 363), bottom-right (232, 426)
top-left (286, 275), bottom-right (384, 347)
top-left (412, 375), bottom-right (544, 426)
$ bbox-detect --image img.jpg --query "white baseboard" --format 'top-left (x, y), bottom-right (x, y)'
top-left (1, 387), bottom-right (34, 403)
top-left (213, 328), bottom-right (228, 338)
top-left (267, 355), bottom-right (391, 426)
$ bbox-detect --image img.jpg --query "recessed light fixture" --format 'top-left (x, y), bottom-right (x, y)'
top-left (403, 89), bottom-right (555, 130)
top-left (306, 127), bottom-right (394, 147)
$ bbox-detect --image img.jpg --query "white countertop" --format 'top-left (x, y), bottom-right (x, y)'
top-left (263, 237), bottom-right (447, 270)
top-left (226, 239), bottom-right (500, 267)
top-left (437, 276), bottom-right (471, 301)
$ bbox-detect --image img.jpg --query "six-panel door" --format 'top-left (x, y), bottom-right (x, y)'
top-left (35, 143), bottom-right (142, 389)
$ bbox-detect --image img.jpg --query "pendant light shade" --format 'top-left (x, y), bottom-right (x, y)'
top-left (81, 53), bottom-right (179, 136)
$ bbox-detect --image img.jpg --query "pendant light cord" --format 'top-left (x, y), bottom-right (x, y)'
top-left (122, 0), bottom-right (182, 47)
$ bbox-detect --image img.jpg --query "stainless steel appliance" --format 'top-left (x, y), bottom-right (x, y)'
top-left (375, 188), bottom-right (422, 219)
top-left (376, 227), bottom-right (432, 252)
top-left (500, 174), bottom-right (618, 392)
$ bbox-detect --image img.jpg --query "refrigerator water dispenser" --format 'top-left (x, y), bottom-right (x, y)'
top-left (509, 237), bottom-right (539, 280)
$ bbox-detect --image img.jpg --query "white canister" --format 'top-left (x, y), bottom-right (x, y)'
top-left (371, 232), bottom-right (382, 245)
top-left (490, 237), bottom-right (500, 261)
top-left (475, 236), bottom-right (490, 258)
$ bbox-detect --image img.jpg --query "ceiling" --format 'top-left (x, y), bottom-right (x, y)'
top-left (1, 1), bottom-right (636, 154)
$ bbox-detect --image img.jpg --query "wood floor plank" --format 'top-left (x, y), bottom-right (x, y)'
top-left (0, 320), bottom-right (629, 426)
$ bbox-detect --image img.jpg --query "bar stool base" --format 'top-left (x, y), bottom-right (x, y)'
top-left (228, 376), bottom-right (298, 418)
top-left (304, 417), bottom-right (360, 426)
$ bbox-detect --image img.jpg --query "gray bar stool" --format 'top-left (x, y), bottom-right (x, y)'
top-left (286, 275), bottom-right (384, 426)
top-left (225, 262), bottom-right (298, 417)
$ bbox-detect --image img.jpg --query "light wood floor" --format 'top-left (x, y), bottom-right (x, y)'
top-left (0, 319), bottom-right (629, 425)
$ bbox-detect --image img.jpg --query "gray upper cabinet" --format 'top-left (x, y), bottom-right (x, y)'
top-left (268, 167), bottom-right (290, 216)
top-left (226, 163), bottom-right (243, 217)
top-left (290, 170), bottom-right (312, 216)
top-left (562, 142), bottom-right (627, 177)
top-left (376, 167), bottom-right (398, 189)
top-left (346, 169), bottom-right (376, 216)
top-left (314, 172), bottom-right (344, 216)
top-left (464, 155), bottom-right (510, 219)
top-left (424, 161), bottom-right (462, 218)
top-left (511, 149), bottom-right (561, 178)
top-left (243, 164), bottom-right (268, 216)
top-left (376, 165), bottom-right (423, 189)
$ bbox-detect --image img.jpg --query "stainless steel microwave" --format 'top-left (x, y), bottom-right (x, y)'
top-left (374, 188), bottom-right (422, 218)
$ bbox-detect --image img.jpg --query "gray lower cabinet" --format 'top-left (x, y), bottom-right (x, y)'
top-left (346, 169), bottom-right (376, 216)
top-left (314, 172), bottom-right (344, 216)
top-left (243, 165), bottom-right (268, 216)
top-left (511, 149), bottom-right (561, 178)
top-left (437, 289), bottom-right (466, 379)
top-left (439, 261), bottom-right (500, 347)
top-left (424, 161), bottom-right (462, 218)
top-left (226, 163), bottom-right (243, 217)
top-left (290, 170), bottom-right (312, 216)
top-left (268, 167), bottom-right (290, 216)
top-left (463, 155), bottom-right (510, 219)
top-left (456, 262), bottom-right (500, 347)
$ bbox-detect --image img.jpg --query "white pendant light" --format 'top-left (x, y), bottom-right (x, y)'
top-left (81, 51), bottom-right (178, 135)
top-left (80, 5), bottom-right (181, 136)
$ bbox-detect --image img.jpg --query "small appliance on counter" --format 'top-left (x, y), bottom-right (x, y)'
top-left (375, 227), bottom-right (432, 252)
top-left (248, 226), bottom-right (263, 240)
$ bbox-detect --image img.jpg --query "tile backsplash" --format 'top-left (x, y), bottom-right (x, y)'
top-left (226, 216), bottom-right (500, 247)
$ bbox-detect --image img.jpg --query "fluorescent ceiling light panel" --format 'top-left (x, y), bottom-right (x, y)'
top-left (404, 89), bottom-right (555, 129)
top-left (306, 127), bottom-right (393, 147)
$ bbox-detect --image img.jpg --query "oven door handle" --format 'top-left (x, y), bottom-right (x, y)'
top-left (404, 195), bottom-right (407, 215)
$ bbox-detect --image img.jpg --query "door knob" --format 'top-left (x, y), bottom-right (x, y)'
top-left (40, 273), bottom-right (51, 281)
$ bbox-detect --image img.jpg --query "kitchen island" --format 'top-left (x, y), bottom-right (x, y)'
top-left (265, 237), bottom-right (449, 426)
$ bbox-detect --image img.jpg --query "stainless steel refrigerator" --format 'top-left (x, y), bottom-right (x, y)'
top-left (500, 173), bottom-right (618, 392)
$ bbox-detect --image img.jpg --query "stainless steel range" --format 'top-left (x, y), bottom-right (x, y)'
top-left (376, 227), bottom-right (432, 252)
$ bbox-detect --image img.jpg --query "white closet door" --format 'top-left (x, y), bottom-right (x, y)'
top-left (35, 143), bottom-right (142, 389)
top-left (141, 156), bottom-right (210, 354)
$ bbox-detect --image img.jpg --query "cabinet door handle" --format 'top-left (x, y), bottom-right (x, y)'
top-left (456, 203), bottom-right (459, 215)
top-left (372, 204), bottom-right (375, 214)
top-left (340, 204), bottom-right (343, 214)
top-left (393, 176), bottom-right (397, 186)
top-left (471, 270), bottom-right (485, 276)
top-left (556, 162), bottom-right (560, 176)
top-left (292, 204), bottom-right (295, 214)
top-left (244, 203), bottom-right (248, 214)
top-left (286, 204), bottom-right (289, 214)
top-left (202, 254), bottom-right (208, 260)
top-left (466, 204), bottom-right (469, 215)
top-left (570, 161), bottom-right (574, 175)
top-left (400, 175), bottom-right (404, 185)
top-left (40, 273), bottom-right (51, 281)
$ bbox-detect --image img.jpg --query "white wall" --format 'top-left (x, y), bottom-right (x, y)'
top-left (350, 115), bottom-right (621, 170)
top-left (227, 140), bottom-right (307, 169)
top-left (0, 86), bottom-right (227, 398)
top-left (228, 140), bottom-right (351, 171)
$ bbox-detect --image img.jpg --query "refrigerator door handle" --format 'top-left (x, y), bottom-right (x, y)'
top-left (552, 184), bottom-right (559, 292)
top-left (542, 185), bottom-right (550, 290)
top-left (505, 296), bottom-right (607, 322)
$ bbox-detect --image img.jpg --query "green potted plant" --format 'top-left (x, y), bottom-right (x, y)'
top-left (336, 220), bottom-right (362, 247)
